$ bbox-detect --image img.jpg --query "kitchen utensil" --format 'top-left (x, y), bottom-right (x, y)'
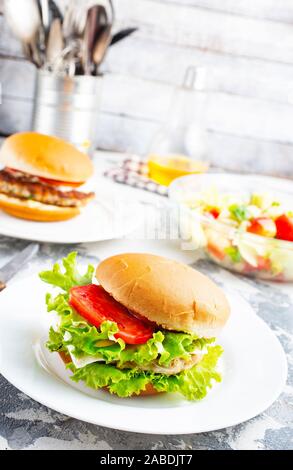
top-left (38, 0), bottom-right (50, 37)
top-left (0, 243), bottom-right (39, 292)
top-left (37, 0), bottom-right (63, 59)
top-left (62, 2), bottom-right (76, 39)
top-left (36, 0), bottom-right (49, 61)
top-left (4, 0), bottom-right (43, 66)
top-left (83, 4), bottom-right (113, 75)
top-left (48, 0), bottom-right (63, 21)
top-left (53, 0), bottom-right (70, 16)
top-left (46, 18), bottom-right (64, 68)
top-left (22, 42), bottom-right (42, 68)
top-left (4, 0), bottom-right (41, 42)
top-left (82, 5), bottom-right (104, 75)
top-left (46, 17), bottom-right (64, 67)
top-left (63, 0), bottom-right (113, 39)
top-left (48, 38), bottom-right (85, 76)
top-left (92, 23), bottom-right (112, 72)
top-left (110, 27), bottom-right (137, 46)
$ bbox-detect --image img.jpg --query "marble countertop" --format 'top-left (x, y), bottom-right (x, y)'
top-left (0, 153), bottom-right (292, 450)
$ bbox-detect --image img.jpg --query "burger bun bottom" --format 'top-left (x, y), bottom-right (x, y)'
top-left (0, 194), bottom-right (80, 222)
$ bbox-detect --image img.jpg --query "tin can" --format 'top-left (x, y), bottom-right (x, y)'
top-left (32, 70), bottom-right (102, 155)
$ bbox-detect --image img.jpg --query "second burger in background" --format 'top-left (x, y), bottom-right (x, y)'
top-left (0, 132), bottom-right (95, 222)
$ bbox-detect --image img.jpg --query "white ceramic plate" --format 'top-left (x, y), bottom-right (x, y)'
top-left (0, 277), bottom-right (287, 434)
top-left (0, 198), bottom-right (143, 244)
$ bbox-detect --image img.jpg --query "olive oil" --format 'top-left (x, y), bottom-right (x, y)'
top-left (148, 154), bottom-right (209, 186)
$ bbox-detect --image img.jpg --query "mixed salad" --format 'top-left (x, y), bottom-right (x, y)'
top-left (185, 190), bottom-right (293, 281)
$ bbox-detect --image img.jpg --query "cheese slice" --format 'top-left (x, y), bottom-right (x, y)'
top-left (67, 345), bottom-right (104, 369)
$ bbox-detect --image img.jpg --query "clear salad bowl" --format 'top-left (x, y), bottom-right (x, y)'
top-left (169, 173), bottom-right (293, 282)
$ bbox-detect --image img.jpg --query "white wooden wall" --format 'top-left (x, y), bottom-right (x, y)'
top-left (1, 0), bottom-right (293, 176)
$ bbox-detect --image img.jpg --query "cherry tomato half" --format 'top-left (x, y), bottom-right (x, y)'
top-left (208, 208), bottom-right (220, 219)
top-left (69, 284), bottom-right (155, 345)
top-left (207, 242), bottom-right (226, 260)
top-left (243, 257), bottom-right (271, 273)
top-left (275, 214), bottom-right (293, 242)
top-left (247, 217), bottom-right (277, 238)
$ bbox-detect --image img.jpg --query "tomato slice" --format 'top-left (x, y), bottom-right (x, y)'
top-left (69, 284), bottom-right (155, 345)
top-left (37, 176), bottom-right (84, 187)
top-left (275, 214), bottom-right (293, 242)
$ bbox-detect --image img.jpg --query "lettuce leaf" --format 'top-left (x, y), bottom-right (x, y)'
top-left (69, 345), bottom-right (223, 400)
top-left (229, 204), bottom-right (249, 222)
top-left (225, 246), bottom-right (242, 263)
top-left (39, 252), bottom-right (94, 292)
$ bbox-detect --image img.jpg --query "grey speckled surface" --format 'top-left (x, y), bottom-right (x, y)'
top-left (0, 236), bottom-right (292, 451)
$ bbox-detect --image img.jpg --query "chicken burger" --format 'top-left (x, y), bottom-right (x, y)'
top-left (0, 132), bottom-right (95, 221)
top-left (40, 252), bottom-right (230, 400)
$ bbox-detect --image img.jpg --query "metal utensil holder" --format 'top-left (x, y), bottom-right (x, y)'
top-left (32, 71), bottom-right (103, 155)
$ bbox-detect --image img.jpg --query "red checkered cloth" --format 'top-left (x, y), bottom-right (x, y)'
top-left (104, 156), bottom-right (168, 196)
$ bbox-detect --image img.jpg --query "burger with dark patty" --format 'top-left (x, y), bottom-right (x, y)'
top-left (39, 252), bottom-right (230, 399)
top-left (0, 132), bottom-right (95, 221)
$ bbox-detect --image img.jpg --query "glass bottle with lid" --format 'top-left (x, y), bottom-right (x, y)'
top-left (147, 66), bottom-right (209, 186)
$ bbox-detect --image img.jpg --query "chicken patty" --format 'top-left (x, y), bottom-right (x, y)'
top-left (119, 353), bottom-right (203, 376)
top-left (0, 169), bottom-right (95, 208)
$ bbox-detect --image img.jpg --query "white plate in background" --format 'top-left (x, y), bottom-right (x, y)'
top-left (0, 276), bottom-right (287, 434)
top-left (0, 197), bottom-right (143, 244)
